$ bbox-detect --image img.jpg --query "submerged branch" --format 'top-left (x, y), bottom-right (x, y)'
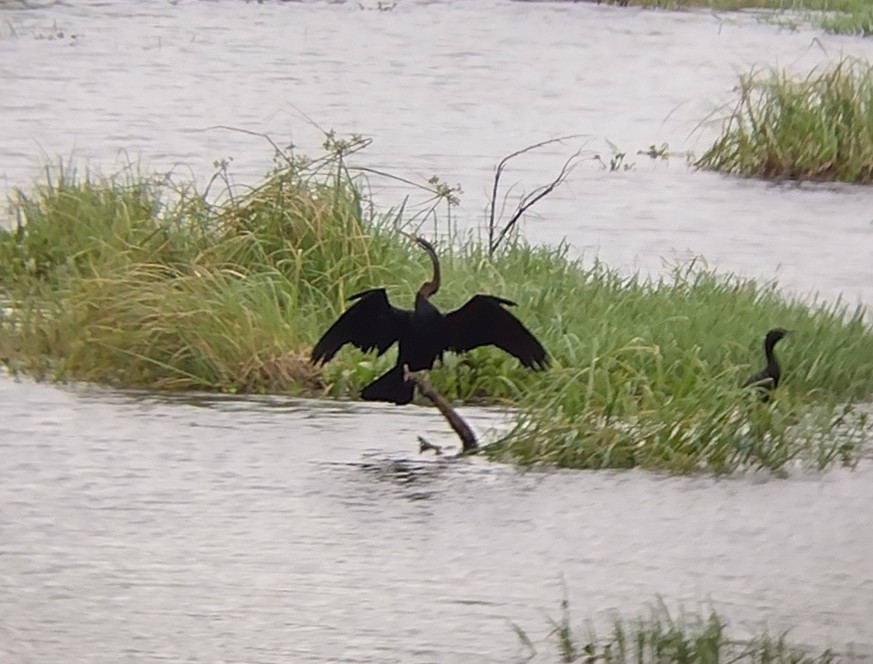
top-left (405, 367), bottom-right (478, 454)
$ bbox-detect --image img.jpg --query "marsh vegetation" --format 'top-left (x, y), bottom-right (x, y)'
top-left (698, 58), bottom-right (873, 183)
top-left (1, 137), bottom-right (871, 475)
top-left (520, 597), bottom-right (840, 664)
top-left (591, 0), bottom-right (873, 38)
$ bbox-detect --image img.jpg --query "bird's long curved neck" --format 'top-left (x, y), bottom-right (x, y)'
top-left (413, 237), bottom-right (441, 299)
top-left (764, 338), bottom-right (780, 373)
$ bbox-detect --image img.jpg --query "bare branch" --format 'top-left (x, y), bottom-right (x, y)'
top-left (404, 366), bottom-right (478, 454)
top-left (490, 136), bottom-right (580, 251)
top-left (490, 145), bottom-right (585, 255)
top-left (488, 135), bottom-right (588, 257)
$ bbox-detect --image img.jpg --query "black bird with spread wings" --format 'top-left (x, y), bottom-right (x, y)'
top-left (310, 233), bottom-right (549, 405)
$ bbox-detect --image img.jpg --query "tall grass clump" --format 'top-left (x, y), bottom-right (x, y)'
top-left (820, 2), bottom-right (873, 36)
top-left (515, 597), bottom-right (840, 664)
top-left (2, 135), bottom-right (873, 474)
top-left (0, 163), bottom-right (168, 281)
top-left (0, 137), bottom-right (445, 393)
top-left (697, 58), bottom-right (873, 183)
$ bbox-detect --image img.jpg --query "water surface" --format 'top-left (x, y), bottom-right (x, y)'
top-left (1, 375), bottom-right (872, 663)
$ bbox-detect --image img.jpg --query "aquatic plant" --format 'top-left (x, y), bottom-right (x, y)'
top-left (1, 137), bottom-right (872, 475)
top-left (604, 0), bottom-right (856, 7)
top-left (593, 0), bottom-right (873, 37)
top-left (514, 596), bottom-right (840, 664)
top-left (697, 58), bottom-right (873, 183)
top-left (819, 2), bottom-right (873, 37)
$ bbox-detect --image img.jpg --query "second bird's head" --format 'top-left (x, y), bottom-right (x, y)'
top-left (766, 328), bottom-right (791, 347)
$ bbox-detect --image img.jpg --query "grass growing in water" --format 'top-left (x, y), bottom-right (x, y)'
top-left (697, 58), bottom-right (873, 183)
top-left (482, 262), bottom-right (870, 473)
top-left (591, 0), bottom-right (873, 38)
top-left (1, 140), bottom-right (872, 474)
top-left (516, 597), bottom-right (839, 663)
top-left (599, 0), bottom-right (854, 8)
top-left (820, 4), bottom-right (873, 35)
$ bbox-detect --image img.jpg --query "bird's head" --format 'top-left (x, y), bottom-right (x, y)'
top-left (766, 328), bottom-right (790, 347)
top-left (399, 230), bottom-right (441, 299)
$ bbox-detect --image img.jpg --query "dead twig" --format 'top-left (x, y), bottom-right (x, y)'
top-left (488, 135), bottom-right (586, 257)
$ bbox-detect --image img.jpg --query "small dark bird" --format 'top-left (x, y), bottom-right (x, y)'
top-left (310, 232), bottom-right (549, 405)
top-left (742, 328), bottom-right (790, 399)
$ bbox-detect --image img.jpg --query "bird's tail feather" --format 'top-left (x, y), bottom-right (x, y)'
top-left (361, 365), bottom-right (415, 405)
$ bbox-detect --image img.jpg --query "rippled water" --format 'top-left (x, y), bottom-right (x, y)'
top-left (2, 1), bottom-right (873, 662)
top-left (2, 374), bottom-right (873, 663)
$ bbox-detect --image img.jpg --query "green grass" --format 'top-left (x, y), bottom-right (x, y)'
top-left (602, 0), bottom-right (854, 8)
top-left (482, 261), bottom-right (871, 474)
top-left (592, 0), bottom-right (873, 37)
top-left (516, 597), bottom-right (840, 664)
top-left (820, 5), bottom-right (873, 35)
top-left (696, 58), bottom-right (873, 183)
top-left (1, 141), bottom-right (872, 474)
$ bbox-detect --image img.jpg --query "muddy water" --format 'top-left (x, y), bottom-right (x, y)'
top-left (1, 1), bottom-right (873, 662)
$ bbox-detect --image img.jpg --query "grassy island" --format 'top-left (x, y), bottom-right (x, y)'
top-left (698, 59), bottom-right (873, 183)
top-left (1, 141), bottom-right (871, 474)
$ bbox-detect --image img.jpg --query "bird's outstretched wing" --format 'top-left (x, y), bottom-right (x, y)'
top-left (444, 294), bottom-right (549, 369)
top-left (310, 288), bottom-right (411, 365)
